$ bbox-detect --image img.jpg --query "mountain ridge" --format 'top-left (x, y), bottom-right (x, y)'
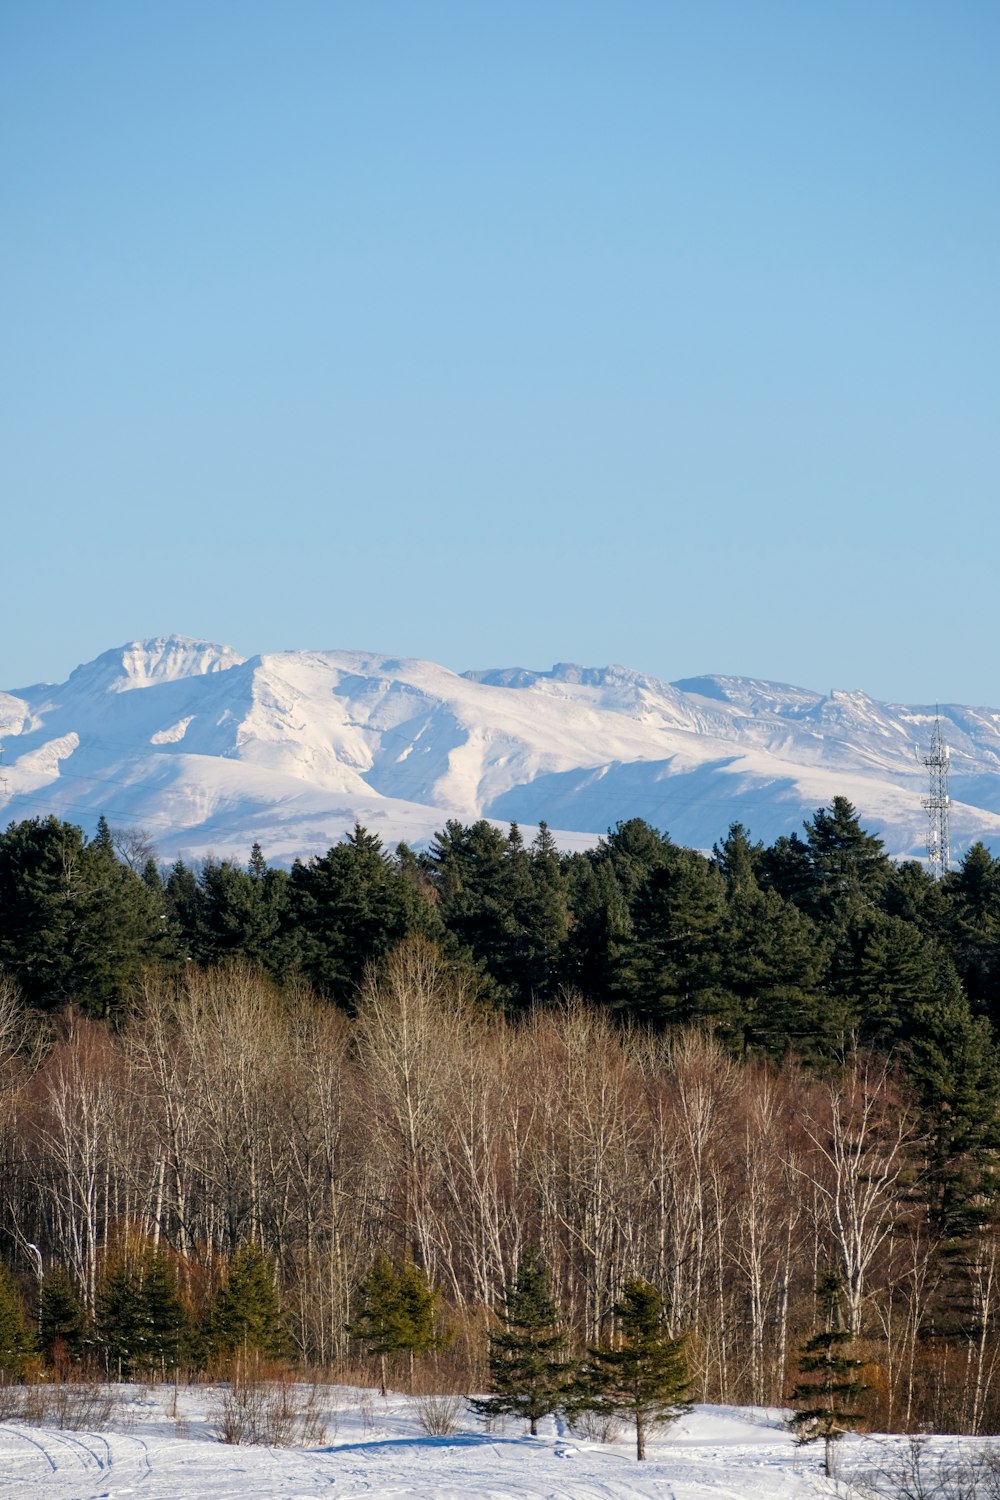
top-left (2, 634), bottom-right (999, 866)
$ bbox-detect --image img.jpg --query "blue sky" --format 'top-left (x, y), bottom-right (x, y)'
top-left (2, 2), bottom-right (997, 704)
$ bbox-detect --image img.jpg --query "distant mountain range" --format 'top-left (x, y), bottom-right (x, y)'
top-left (2, 636), bottom-right (1000, 866)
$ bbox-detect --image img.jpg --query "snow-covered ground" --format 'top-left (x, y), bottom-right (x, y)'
top-left (0, 1383), bottom-right (952, 1499)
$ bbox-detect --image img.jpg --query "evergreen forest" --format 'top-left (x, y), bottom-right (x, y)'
top-left (2, 799), bottom-right (1000, 1431)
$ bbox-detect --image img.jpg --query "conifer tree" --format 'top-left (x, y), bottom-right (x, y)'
top-left (790, 1273), bottom-right (866, 1478)
top-left (346, 1254), bottom-right (444, 1395)
top-left (623, 850), bottom-right (727, 1025)
top-left (38, 1266), bottom-right (87, 1369)
top-left (290, 825), bottom-right (436, 1006)
top-left (715, 826), bottom-right (834, 1057)
top-left (139, 1251), bottom-right (188, 1377)
top-left (576, 1279), bottom-right (691, 1461)
top-left (397, 1260), bottom-right (446, 1388)
top-left (470, 1250), bottom-right (573, 1435)
top-left (562, 857), bottom-right (633, 1001)
top-left (97, 1248), bottom-right (188, 1379)
top-left (0, 1264), bottom-right (34, 1377)
top-left (210, 1245), bottom-right (290, 1364)
top-left (802, 797), bottom-right (889, 921)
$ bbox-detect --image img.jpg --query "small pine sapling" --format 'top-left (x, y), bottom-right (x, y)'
top-left (347, 1255), bottom-right (446, 1396)
top-left (470, 1249), bottom-right (574, 1435)
top-left (576, 1279), bottom-right (691, 1461)
top-left (790, 1272), bottom-right (867, 1478)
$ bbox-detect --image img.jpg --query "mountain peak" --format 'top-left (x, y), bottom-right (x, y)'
top-left (4, 641), bottom-right (1000, 866)
top-left (66, 636), bottom-right (245, 695)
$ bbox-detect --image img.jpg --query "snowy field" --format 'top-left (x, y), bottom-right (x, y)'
top-left (0, 1382), bottom-right (959, 1499)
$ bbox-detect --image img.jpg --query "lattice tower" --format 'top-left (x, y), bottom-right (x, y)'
top-left (921, 715), bottom-right (951, 878)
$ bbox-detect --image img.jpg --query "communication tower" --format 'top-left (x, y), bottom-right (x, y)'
top-left (922, 715), bottom-right (951, 878)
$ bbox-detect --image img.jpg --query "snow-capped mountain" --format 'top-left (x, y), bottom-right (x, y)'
top-left (3, 635), bottom-right (1000, 866)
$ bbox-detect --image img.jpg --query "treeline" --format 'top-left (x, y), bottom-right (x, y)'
top-left (6, 801), bottom-right (1000, 1054)
top-left (1, 801), bottom-right (1000, 1429)
top-left (0, 950), bottom-right (991, 1431)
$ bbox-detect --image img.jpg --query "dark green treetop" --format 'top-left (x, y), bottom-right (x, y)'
top-left (209, 1244), bottom-right (290, 1363)
top-left (0, 1263), bottom-right (34, 1377)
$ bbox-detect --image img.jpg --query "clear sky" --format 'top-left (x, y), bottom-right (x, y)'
top-left (2, 1), bottom-right (997, 704)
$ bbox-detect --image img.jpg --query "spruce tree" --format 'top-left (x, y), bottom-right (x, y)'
top-left (790, 1273), bottom-right (866, 1478)
top-left (397, 1260), bottom-right (446, 1388)
top-left (210, 1245), bottom-right (290, 1364)
top-left (346, 1255), bottom-right (444, 1395)
top-left (577, 1279), bottom-right (691, 1461)
top-left (139, 1251), bottom-right (188, 1377)
top-left (0, 1264), bottom-right (34, 1377)
top-left (97, 1249), bottom-right (188, 1379)
top-left (470, 1250), bottom-right (573, 1435)
top-left (97, 1260), bottom-right (143, 1379)
top-left (38, 1267), bottom-right (87, 1369)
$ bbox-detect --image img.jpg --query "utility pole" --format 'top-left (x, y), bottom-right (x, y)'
top-left (922, 714), bottom-right (951, 878)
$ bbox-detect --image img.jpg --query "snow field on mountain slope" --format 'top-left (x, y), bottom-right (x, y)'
top-left (8, 635), bottom-right (1000, 861)
top-left (0, 1384), bottom-right (953, 1500)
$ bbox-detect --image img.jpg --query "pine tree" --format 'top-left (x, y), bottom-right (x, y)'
top-left (470, 1250), bottom-right (573, 1435)
top-left (210, 1245), bottom-right (290, 1364)
top-left (0, 1264), bottom-right (34, 1377)
top-left (97, 1249), bottom-right (188, 1379)
top-left (38, 1267), bottom-right (87, 1369)
top-left (576, 1279), bottom-right (691, 1461)
top-left (790, 1273), bottom-right (866, 1478)
top-left (346, 1255), bottom-right (445, 1395)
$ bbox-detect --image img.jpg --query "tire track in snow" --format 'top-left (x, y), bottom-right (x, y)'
top-left (0, 1425), bottom-right (57, 1472)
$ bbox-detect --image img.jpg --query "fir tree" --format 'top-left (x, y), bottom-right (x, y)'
top-left (802, 797), bottom-right (889, 921)
top-left (576, 1279), bottom-right (691, 1461)
top-left (210, 1245), bottom-right (290, 1363)
top-left (562, 856), bottom-right (633, 1001)
top-left (470, 1250), bottom-right (573, 1435)
top-left (290, 825), bottom-right (436, 1006)
top-left (38, 1266), bottom-right (87, 1369)
top-left (789, 1273), bottom-right (866, 1478)
top-left (715, 826), bottom-right (834, 1057)
top-left (346, 1255), bottom-right (445, 1395)
top-left (622, 850), bottom-right (727, 1025)
top-left (943, 842), bottom-right (1000, 1024)
top-left (0, 1264), bottom-right (34, 1377)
